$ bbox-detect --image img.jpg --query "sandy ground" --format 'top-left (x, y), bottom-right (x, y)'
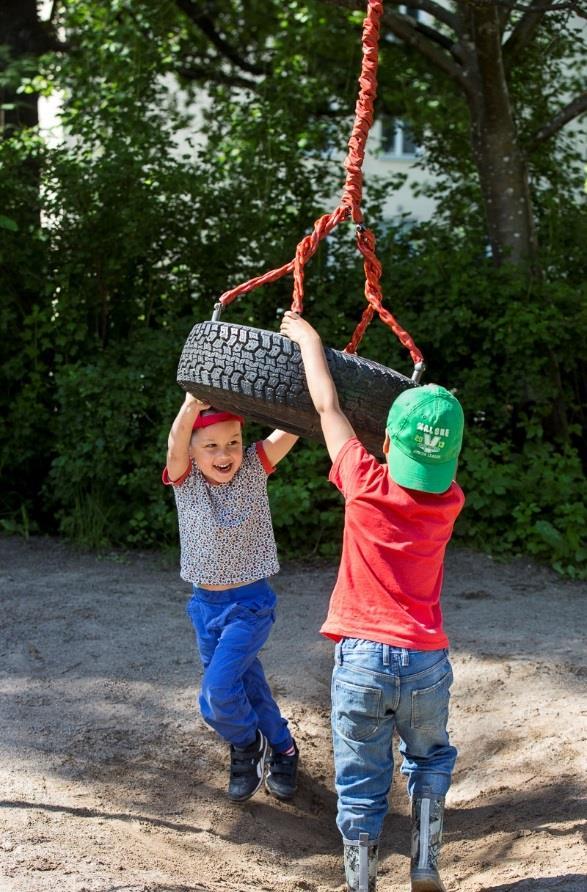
top-left (0, 535), bottom-right (586, 892)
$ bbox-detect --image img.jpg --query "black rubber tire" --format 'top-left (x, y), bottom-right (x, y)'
top-left (177, 321), bottom-right (416, 456)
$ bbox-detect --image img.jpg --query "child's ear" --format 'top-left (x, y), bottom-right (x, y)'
top-left (382, 432), bottom-right (390, 456)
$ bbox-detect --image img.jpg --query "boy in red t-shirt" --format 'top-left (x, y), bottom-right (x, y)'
top-left (280, 311), bottom-right (465, 892)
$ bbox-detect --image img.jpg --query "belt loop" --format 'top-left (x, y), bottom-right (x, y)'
top-left (383, 644), bottom-right (390, 666)
top-left (401, 648), bottom-right (409, 666)
top-left (336, 641), bottom-right (343, 666)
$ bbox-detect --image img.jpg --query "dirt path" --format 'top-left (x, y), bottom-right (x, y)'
top-left (0, 536), bottom-right (585, 892)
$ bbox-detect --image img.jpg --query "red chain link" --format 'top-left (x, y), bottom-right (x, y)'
top-left (218, 0), bottom-right (424, 367)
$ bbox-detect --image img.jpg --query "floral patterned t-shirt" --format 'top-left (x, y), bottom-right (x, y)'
top-left (163, 442), bottom-right (279, 586)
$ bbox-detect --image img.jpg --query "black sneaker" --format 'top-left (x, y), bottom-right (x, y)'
top-left (228, 730), bottom-right (268, 802)
top-left (265, 740), bottom-right (299, 801)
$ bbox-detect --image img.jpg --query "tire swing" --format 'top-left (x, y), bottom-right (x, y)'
top-left (177, 0), bottom-right (425, 457)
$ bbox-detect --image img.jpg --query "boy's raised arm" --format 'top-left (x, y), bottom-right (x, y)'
top-left (262, 430), bottom-right (299, 467)
top-left (166, 393), bottom-right (210, 481)
top-left (280, 312), bottom-right (355, 463)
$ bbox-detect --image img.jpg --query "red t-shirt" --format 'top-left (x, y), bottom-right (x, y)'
top-left (320, 437), bottom-right (465, 650)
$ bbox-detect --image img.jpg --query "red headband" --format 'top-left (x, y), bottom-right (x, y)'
top-left (193, 410), bottom-right (245, 430)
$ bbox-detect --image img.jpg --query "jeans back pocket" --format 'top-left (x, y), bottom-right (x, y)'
top-left (410, 666), bottom-right (453, 732)
top-left (333, 677), bottom-right (382, 741)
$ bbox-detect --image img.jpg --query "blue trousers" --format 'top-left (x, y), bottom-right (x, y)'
top-left (332, 638), bottom-right (457, 843)
top-left (186, 579), bottom-right (292, 751)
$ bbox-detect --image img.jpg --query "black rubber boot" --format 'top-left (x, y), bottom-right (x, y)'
top-left (227, 730), bottom-right (267, 802)
top-left (410, 796), bottom-right (447, 892)
top-left (343, 833), bottom-right (378, 892)
top-left (265, 739), bottom-right (299, 800)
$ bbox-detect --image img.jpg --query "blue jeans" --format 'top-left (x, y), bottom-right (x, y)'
top-left (332, 638), bottom-right (457, 844)
top-left (186, 579), bottom-right (292, 751)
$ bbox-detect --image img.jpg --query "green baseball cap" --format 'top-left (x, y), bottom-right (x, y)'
top-left (385, 384), bottom-right (464, 494)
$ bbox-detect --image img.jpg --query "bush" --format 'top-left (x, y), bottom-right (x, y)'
top-left (457, 433), bottom-right (587, 578)
top-left (47, 328), bottom-right (184, 549)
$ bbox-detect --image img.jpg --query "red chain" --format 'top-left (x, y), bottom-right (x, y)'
top-left (218, 0), bottom-right (424, 367)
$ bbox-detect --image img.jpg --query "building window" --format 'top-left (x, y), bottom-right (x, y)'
top-left (380, 118), bottom-right (419, 159)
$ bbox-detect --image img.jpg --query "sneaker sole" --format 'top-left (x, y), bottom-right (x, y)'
top-left (264, 777), bottom-right (297, 801)
top-left (411, 875), bottom-right (446, 892)
top-left (227, 734), bottom-right (268, 803)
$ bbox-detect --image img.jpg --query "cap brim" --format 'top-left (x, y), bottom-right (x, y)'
top-left (387, 450), bottom-right (456, 494)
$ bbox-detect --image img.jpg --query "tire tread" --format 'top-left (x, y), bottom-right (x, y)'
top-left (177, 322), bottom-right (415, 455)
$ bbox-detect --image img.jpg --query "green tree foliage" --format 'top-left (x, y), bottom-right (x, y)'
top-left (0, 0), bottom-right (585, 576)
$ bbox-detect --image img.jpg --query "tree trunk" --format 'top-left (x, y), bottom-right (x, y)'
top-left (463, 6), bottom-right (539, 270)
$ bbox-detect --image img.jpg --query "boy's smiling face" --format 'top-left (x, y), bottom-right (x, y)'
top-left (189, 419), bottom-right (244, 485)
